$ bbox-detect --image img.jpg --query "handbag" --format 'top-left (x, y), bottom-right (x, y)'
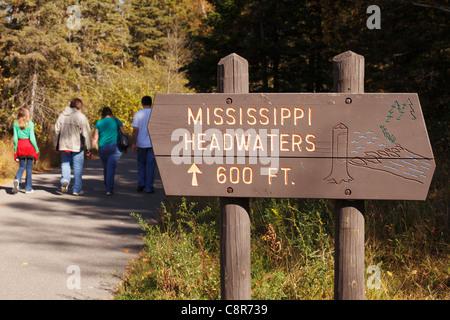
top-left (115, 118), bottom-right (129, 151)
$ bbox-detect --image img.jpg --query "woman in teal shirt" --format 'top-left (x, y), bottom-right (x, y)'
top-left (91, 107), bottom-right (126, 195)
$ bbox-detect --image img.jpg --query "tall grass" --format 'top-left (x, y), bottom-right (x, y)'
top-left (250, 198), bottom-right (335, 299)
top-left (114, 197), bottom-right (337, 300)
top-left (115, 178), bottom-right (448, 300)
top-left (115, 199), bottom-right (220, 300)
top-left (0, 135), bottom-right (17, 183)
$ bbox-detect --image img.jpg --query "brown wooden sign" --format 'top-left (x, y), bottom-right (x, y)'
top-left (148, 93), bottom-right (435, 200)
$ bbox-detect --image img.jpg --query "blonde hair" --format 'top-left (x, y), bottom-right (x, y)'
top-left (17, 107), bottom-right (31, 130)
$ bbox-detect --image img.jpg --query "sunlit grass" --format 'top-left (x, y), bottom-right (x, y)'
top-left (115, 188), bottom-right (448, 299)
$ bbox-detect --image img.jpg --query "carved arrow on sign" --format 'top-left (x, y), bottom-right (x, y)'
top-left (188, 163), bottom-right (202, 186)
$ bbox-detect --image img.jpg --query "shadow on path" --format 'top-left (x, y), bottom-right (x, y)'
top-left (0, 152), bottom-right (163, 300)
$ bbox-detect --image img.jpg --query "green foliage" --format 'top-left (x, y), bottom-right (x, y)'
top-left (250, 198), bottom-right (335, 299)
top-left (83, 57), bottom-right (192, 134)
top-left (116, 191), bottom-right (448, 300)
top-left (115, 197), bottom-right (336, 300)
top-left (127, 0), bottom-right (172, 61)
top-left (0, 1), bottom-right (77, 131)
top-left (0, 0), bottom-right (199, 141)
top-left (116, 198), bottom-right (220, 300)
top-left (0, 0), bottom-right (198, 163)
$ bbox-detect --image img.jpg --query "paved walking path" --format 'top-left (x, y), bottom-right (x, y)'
top-left (0, 152), bottom-right (162, 300)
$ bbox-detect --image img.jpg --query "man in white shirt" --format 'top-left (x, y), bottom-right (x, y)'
top-left (131, 96), bottom-right (156, 193)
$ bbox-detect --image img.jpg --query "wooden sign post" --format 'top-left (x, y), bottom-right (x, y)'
top-left (217, 54), bottom-right (251, 300)
top-left (148, 52), bottom-right (436, 299)
top-left (333, 51), bottom-right (365, 300)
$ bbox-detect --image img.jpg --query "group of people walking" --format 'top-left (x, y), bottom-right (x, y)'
top-left (12, 96), bottom-right (156, 196)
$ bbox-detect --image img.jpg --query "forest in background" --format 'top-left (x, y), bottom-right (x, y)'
top-left (0, 0), bottom-right (448, 299)
top-left (0, 0), bottom-right (209, 141)
top-left (0, 1), bottom-right (448, 150)
top-left (184, 0), bottom-right (448, 154)
top-left (0, 0), bottom-right (210, 174)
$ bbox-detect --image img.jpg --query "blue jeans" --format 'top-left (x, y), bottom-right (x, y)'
top-left (99, 142), bottom-right (122, 193)
top-left (15, 157), bottom-right (34, 192)
top-left (61, 151), bottom-right (84, 193)
top-left (137, 147), bottom-right (156, 192)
